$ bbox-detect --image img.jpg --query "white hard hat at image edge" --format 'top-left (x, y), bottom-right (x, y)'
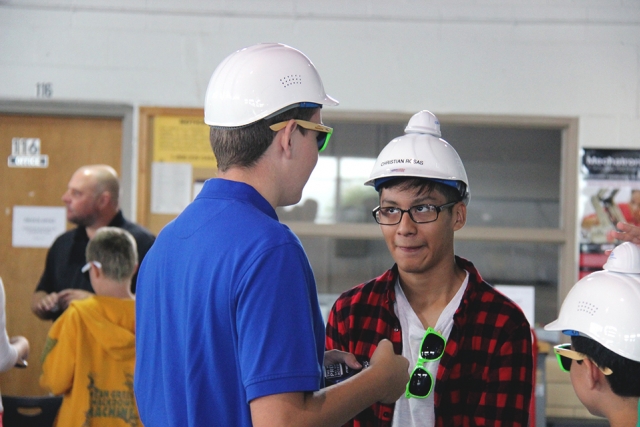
top-left (544, 242), bottom-right (640, 362)
top-left (204, 43), bottom-right (338, 128)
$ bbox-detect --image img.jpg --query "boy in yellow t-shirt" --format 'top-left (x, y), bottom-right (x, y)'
top-left (40, 227), bottom-right (142, 427)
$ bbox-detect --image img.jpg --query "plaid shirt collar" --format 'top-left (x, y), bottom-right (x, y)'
top-left (377, 256), bottom-right (483, 328)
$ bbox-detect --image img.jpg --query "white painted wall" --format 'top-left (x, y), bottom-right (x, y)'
top-left (1, 1), bottom-right (639, 148)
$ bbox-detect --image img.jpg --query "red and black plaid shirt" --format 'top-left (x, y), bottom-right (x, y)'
top-left (326, 256), bottom-right (533, 427)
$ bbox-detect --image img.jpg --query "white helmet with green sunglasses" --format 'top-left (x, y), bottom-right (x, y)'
top-left (204, 43), bottom-right (338, 128)
top-left (545, 242), bottom-right (640, 372)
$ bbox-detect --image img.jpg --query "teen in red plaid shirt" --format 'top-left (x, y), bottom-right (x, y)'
top-left (325, 111), bottom-right (533, 427)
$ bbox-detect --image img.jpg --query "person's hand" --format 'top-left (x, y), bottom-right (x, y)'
top-left (35, 292), bottom-right (60, 316)
top-left (324, 350), bottom-right (362, 371)
top-left (368, 339), bottom-right (409, 404)
top-left (57, 289), bottom-right (92, 310)
top-left (10, 336), bottom-right (29, 366)
top-left (608, 222), bottom-right (640, 245)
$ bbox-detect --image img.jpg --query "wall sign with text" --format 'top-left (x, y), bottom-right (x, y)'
top-left (7, 137), bottom-right (49, 168)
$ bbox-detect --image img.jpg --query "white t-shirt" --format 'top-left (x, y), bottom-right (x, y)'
top-left (391, 272), bottom-right (469, 427)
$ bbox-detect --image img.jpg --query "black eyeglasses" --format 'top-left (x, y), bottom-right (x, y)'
top-left (405, 327), bottom-right (446, 399)
top-left (372, 201), bottom-right (458, 225)
top-left (269, 119), bottom-right (333, 152)
top-left (553, 343), bottom-right (612, 375)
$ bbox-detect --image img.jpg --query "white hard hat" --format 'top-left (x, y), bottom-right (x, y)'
top-left (204, 43), bottom-right (338, 127)
top-left (544, 242), bottom-right (640, 362)
top-left (365, 110), bottom-right (470, 204)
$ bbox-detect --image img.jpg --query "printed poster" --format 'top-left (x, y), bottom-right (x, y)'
top-left (153, 116), bottom-right (217, 169)
top-left (578, 149), bottom-right (640, 278)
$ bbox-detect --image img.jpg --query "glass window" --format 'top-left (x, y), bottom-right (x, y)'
top-left (282, 122), bottom-right (562, 228)
top-left (455, 241), bottom-right (560, 325)
top-left (448, 125), bottom-right (562, 229)
top-left (281, 115), bottom-right (571, 329)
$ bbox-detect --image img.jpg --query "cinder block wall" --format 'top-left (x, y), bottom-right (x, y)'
top-left (1, 1), bottom-right (638, 154)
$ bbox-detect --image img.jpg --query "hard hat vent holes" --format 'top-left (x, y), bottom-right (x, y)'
top-left (280, 75), bottom-right (302, 87)
top-left (577, 301), bottom-right (598, 316)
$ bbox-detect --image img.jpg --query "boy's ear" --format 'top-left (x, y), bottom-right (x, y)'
top-left (582, 358), bottom-right (605, 391)
top-left (91, 263), bottom-right (103, 278)
top-left (273, 119), bottom-right (297, 157)
top-left (452, 202), bottom-right (467, 231)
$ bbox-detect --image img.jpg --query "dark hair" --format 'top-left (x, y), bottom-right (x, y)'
top-left (209, 106), bottom-right (319, 172)
top-left (572, 335), bottom-right (640, 397)
top-left (377, 177), bottom-right (463, 212)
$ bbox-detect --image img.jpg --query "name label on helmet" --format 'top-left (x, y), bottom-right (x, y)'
top-left (380, 158), bottom-right (423, 166)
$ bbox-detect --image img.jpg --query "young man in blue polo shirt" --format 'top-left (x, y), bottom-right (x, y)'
top-left (134, 43), bottom-right (409, 427)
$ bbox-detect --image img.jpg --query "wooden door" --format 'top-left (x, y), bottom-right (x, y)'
top-left (0, 114), bottom-right (122, 396)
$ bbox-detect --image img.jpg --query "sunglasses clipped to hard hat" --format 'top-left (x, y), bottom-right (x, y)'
top-left (269, 119), bottom-right (333, 152)
top-left (405, 327), bottom-right (447, 399)
top-left (553, 343), bottom-right (613, 375)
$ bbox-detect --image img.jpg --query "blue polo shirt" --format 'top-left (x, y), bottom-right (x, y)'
top-left (135, 178), bottom-right (325, 427)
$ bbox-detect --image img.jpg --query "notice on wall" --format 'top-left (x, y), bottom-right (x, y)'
top-left (151, 162), bottom-right (193, 214)
top-left (12, 206), bottom-right (66, 248)
top-left (153, 116), bottom-right (217, 169)
top-left (578, 148), bottom-right (640, 278)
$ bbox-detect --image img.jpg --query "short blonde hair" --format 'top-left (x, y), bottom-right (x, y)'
top-left (85, 227), bottom-right (137, 282)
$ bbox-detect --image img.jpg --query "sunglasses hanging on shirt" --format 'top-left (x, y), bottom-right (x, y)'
top-left (406, 327), bottom-right (447, 399)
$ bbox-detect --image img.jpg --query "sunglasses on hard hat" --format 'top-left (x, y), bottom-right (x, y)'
top-left (553, 344), bottom-right (613, 375)
top-left (405, 327), bottom-right (446, 399)
top-left (269, 119), bottom-right (333, 152)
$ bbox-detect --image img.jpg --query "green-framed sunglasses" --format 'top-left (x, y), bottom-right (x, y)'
top-left (406, 327), bottom-right (447, 399)
top-left (269, 119), bottom-right (333, 152)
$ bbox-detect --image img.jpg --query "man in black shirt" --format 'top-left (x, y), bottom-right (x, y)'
top-left (31, 164), bottom-right (155, 320)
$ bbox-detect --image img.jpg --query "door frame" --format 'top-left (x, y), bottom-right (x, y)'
top-left (0, 99), bottom-right (136, 220)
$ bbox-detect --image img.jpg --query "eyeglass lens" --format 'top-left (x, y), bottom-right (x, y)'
top-left (316, 132), bottom-right (330, 152)
top-left (375, 206), bottom-right (438, 225)
top-left (555, 344), bottom-right (581, 372)
top-left (421, 333), bottom-right (446, 359)
top-left (407, 367), bottom-right (433, 397)
top-left (558, 354), bottom-right (572, 372)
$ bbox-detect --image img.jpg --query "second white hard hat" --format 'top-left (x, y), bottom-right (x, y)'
top-left (365, 110), bottom-right (470, 204)
top-left (204, 43), bottom-right (338, 127)
top-left (544, 242), bottom-right (640, 362)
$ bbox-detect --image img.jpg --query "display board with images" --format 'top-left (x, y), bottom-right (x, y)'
top-left (578, 148), bottom-right (640, 278)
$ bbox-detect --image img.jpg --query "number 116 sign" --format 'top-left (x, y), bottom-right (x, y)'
top-left (8, 137), bottom-right (49, 168)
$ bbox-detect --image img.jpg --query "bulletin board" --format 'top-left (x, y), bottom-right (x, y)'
top-left (137, 107), bottom-right (218, 235)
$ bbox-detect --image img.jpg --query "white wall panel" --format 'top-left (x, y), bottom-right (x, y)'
top-left (0, 0), bottom-right (638, 149)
